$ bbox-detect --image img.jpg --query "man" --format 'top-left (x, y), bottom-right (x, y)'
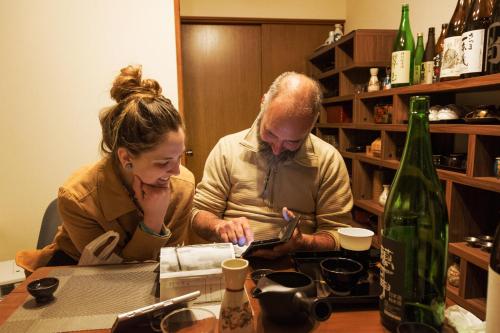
top-left (191, 72), bottom-right (353, 258)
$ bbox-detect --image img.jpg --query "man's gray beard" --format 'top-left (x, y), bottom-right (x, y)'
top-left (256, 117), bottom-right (299, 163)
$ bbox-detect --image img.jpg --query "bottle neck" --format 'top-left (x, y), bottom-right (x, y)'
top-left (400, 107), bottom-right (434, 172)
top-left (399, 7), bottom-right (410, 31)
top-left (417, 36), bottom-right (424, 47)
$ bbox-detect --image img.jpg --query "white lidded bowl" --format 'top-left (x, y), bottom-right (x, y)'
top-left (338, 227), bottom-right (374, 251)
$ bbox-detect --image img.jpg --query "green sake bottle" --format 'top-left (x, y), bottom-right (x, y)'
top-left (380, 96), bottom-right (449, 332)
top-left (413, 32), bottom-right (425, 85)
top-left (391, 4), bottom-right (415, 87)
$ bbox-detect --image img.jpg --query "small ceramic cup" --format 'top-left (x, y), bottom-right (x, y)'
top-left (320, 257), bottom-right (363, 295)
top-left (338, 227), bottom-right (374, 251)
top-left (27, 277), bottom-right (59, 304)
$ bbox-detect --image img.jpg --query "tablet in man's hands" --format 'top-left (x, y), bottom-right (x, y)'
top-left (241, 214), bottom-right (301, 258)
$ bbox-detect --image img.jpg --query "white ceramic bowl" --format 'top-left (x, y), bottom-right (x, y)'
top-left (338, 227), bottom-right (374, 251)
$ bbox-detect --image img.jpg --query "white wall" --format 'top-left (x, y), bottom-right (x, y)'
top-left (346, 0), bottom-right (457, 40)
top-left (180, 0), bottom-right (346, 20)
top-left (0, 0), bottom-right (179, 261)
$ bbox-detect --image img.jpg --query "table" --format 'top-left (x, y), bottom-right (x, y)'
top-left (0, 263), bottom-right (392, 333)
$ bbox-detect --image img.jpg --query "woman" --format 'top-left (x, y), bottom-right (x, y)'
top-left (17, 65), bottom-right (196, 271)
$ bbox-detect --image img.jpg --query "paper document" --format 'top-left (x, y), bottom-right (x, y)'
top-left (160, 243), bottom-right (241, 303)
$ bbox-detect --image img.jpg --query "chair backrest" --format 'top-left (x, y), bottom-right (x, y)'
top-left (37, 199), bottom-right (62, 249)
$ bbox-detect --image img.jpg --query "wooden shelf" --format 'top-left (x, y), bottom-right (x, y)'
top-left (317, 63), bottom-right (395, 81)
top-left (358, 73), bottom-right (500, 99)
top-left (429, 124), bottom-right (500, 136)
top-left (317, 123), bottom-right (500, 136)
top-left (448, 242), bottom-right (490, 270)
top-left (308, 43), bottom-right (335, 63)
top-left (317, 122), bottom-right (352, 129)
top-left (438, 173), bottom-right (500, 193)
top-left (354, 199), bottom-right (383, 216)
top-left (322, 95), bottom-right (354, 104)
top-left (340, 152), bottom-right (500, 193)
top-left (317, 68), bottom-right (340, 80)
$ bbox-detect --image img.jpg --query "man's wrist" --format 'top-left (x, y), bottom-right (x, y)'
top-left (141, 219), bottom-right (163, 235)
top-left (300, 233), bottom-right (336, 251)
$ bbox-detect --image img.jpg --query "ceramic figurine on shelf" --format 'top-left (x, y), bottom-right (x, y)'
top-left (219, 258), bottom-right (253, 333)
top-left (378, 185), bottom-right (390, 206)
top-left (324, 31), bottom-right (335, 45)
top-left (333, 24), bottom-right (344, 41)
top-left (367, 68), bottom-right (380, 92)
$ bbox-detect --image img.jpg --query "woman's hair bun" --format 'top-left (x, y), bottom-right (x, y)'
top-left (110, 65), bottom-right (162, 102)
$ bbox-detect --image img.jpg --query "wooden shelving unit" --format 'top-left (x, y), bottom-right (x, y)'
top-left (308, 29), bottom-right (500, 320)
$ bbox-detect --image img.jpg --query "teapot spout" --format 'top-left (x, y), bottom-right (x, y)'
top-left (252, 287), bottom-right (262, 298)
top-left (293, 292), bottom-right (332, 322)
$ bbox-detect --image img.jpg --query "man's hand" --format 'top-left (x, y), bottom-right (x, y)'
top-left (133, 175), bottom-right (170, 234)
top-left (214, 217), bottom-right (254, 246)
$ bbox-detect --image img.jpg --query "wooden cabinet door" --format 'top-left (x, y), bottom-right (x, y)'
top-left (181, 24), bottom-right (262, 182)
top-left (261, 24), bottom-right (333, 93)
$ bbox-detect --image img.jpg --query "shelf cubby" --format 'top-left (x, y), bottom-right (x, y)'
top-left (322, 100), bottom-right (353, 124)
top-left (431, 133), bottom-right (468, 175)
top-left (448, 242), bottom-right (490, 320)
top-left (472, 135), bottom-right (500, 178)
top-left (308, 44), bottom-right (335, 73)
top-left (318, 73), bottom-right (340, 98)
top-left (358, 95), bottom-right (393, 124)
top-left (383, 130), bottom-right (405, 161)
top-left (315, 127), bottom-right (339, 150)
top-left (448, 183), bottom-right (500, 243)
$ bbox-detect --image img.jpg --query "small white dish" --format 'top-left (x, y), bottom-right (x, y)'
top-left (429, 106), bottom-right (440, 121)
top-left (438, 106), bottom-right (459, 120)
top-left (338, 228), bottom-right (374, 251)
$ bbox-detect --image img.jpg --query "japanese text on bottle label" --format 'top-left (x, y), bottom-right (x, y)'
top-left (380, 236), bottom-right (406, 321)
top-left (462, 29), bottom-right (485, 74)
top-left (422, 61), bottom-right (434, 84)
top-left (391, 50), bottom-right (411, 84)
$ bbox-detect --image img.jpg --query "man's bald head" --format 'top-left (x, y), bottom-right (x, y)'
top-left (261, 72), bottom-right (323, 121)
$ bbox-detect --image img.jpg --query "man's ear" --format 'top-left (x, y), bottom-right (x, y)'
top-left (117, 147), bottom-right (133, 169)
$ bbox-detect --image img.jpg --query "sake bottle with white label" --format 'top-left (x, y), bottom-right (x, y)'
top-left (462, 0), bottom-right (494, 77)
top-left (391, 4), bottom-right (415, 87)
top-left (441, 0), bottom-right (472, 80)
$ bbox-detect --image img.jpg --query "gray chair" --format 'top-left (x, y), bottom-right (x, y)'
top-left (36, 199), bottom-right (62, 249)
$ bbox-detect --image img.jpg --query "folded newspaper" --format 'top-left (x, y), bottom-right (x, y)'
top-left (159, 243), bottom-right (247, 304)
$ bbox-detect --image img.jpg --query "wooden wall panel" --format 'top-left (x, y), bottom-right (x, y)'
top-left (261, 24), bottom-right (333, 93)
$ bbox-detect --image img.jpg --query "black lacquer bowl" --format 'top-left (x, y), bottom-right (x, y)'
top-left (320, 257), bottom-right (363, 295)
top-left (27, 277), bottom-right (59, 304)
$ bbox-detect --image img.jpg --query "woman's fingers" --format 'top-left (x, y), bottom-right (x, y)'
top-left (132, 175), bottom-right (143, 199)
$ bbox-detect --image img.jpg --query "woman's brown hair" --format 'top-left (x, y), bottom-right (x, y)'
top-left (99, 65), bottom-right (183, 157)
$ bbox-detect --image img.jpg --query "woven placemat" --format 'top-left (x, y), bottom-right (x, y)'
top-left (0, 263), bottom-right (158, 333)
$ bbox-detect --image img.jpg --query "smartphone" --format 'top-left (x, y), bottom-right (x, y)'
top-left (241, 214), bottom-right (301, 258)
top-left (111, 291), bottom-right (200, 332)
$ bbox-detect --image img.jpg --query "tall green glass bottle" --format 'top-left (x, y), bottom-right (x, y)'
top-left (391, 4), bottom-right (415, 87)
top-left (413, 32), bottom-right (425, 84)
top-left (380, 96), bottom-right (449, 332)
